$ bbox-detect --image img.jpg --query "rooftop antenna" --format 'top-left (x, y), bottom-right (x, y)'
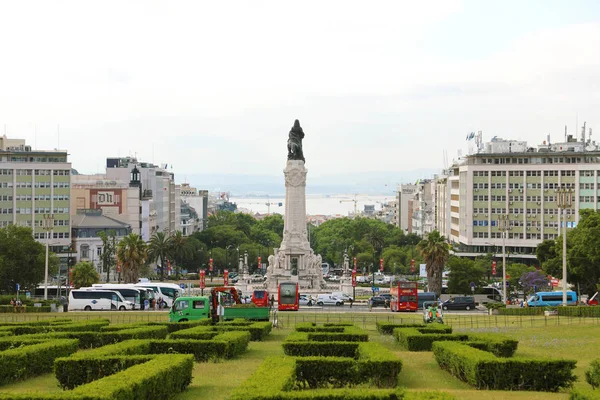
top-left (57, 124), bottom-right (60, 149)
top-left (582, 121), bottom-right (586, 143)
top-left (565, 125), bottom-right (567, 142)
top-left (547, 134), bottom-right (551, 146)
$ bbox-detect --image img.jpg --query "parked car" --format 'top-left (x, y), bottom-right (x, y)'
top-left (441, 296), bottom-right (476, 311)
top-left (316, 294), bottom-right (344, 306)
top-left (331, 292), bottom-right (353, 302)
top-left (369, 296), bottom-right (389, 308)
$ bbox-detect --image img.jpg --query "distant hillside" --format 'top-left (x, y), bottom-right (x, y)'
top-left (185, 168), bottom-right (440, 196)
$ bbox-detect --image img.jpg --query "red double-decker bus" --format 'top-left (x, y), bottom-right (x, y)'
top-left (278, 282), bottom-right (299, 311)
top-left (390, 281), bottom-right (418, 312)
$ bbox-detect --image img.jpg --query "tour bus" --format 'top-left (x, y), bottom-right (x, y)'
top-left (91, 284), bottom-right (155, 310)
top-left (68, 289), bottom-right (135, 311)
top-left (34, 285), bottom-right (73, 299)
top-left (527, 291), bottom-right (578, 307)
top-left (278, 282), bottom-right (299, 311)
top-left (135, 282), bottom-right (183, 308)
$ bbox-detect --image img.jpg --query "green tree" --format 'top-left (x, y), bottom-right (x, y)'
top-left (0, 225), bottom-right (58, 294)
top-left (170, 231), bottom-right (191, 279)
top-left (70, 261), bottom-right (100, 289)
top-left (98, 230), bottom-right (117, 283)
top-left (446, 256), bottom-right (486, 294)
top-left (147, 232), bottom-right (172, 280)
top-left (506, 263), bottom-right (536, 293)
top-left (416, 230), bottom-right (449, 296)
top-left (117, 234), bottom-right (148, 283)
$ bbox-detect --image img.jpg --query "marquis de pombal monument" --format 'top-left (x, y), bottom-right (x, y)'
top-left (266, 120), bottom-right (325, 292)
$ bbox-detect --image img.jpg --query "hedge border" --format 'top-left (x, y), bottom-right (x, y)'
top-left (230, 356), bottom-right (453, 400)
top-left (169, 321), bottom-right (272, 341)
top-left (433, 341), bottom-right (576, 391)
top-left (376, 322), bottom-right (452, 335)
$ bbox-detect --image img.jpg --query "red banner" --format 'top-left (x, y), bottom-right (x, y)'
top-left (379, 258), bottom-right (384, 272)
top-left (351, 269), bottom-right (357, 287)
top-left (410, 259), bottom-right (415, 273)
top-left (223, 269), bottom-right (229, 286)
top-left (492, 261), bottom-right (496, 276)
top-left (258, 256), bottom-right (262, 269)
top-left (353, 257), bottom-right (357, 269)
top-left (199, 270), bottom-right (206, 289)
top-left (209, 258), bottom-right (213, 272)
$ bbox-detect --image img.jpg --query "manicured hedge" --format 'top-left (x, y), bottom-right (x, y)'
top-left (306, 327), bottom-right (368, 342)
top-left (55, 331), bottom-right (251, 388)
top-left (0, 305), bottom-right (51, 313)
top-left (377, 321), bottom-right (452, 335)
top-left (1, 319), bottom-right (109, 335)
top-left (1, 354), bottom-right (194, 400)
top-left (170, 321), bottom-right (272, 341)
top-left (433, 341), bottom-right (576, 391)
top-left (295, 322), bottom-right (345, 333)
top-left (394, 328), bottom-right (467, 352)
top-left (0, 339), bottom-right (79, 386)
top-left (498, 307), bottom-right (545, 316)
top-left (570, 388), bottom-right (600, 399)
top-left (586, 359), bottom-right (600, 389)
top-left (560, 306), bottom-right (600, 318)
top-left (230, 356), bottom-right (453, 400)
top-left (283, 341), bottom-right (359, 358)
top-left (465, 333), bottom-right (518, 358)
top-left (25, 325), bottom-right (169, 348)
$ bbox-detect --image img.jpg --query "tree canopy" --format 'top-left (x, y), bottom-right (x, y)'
top-left (0, 225), bottom-right (58, 294)
top-left (70, 261), bottom-right (100, 289)
top-left (537, 209), bottom-right (600, 295)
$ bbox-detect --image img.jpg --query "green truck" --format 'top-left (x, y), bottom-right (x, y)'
top-left (169, 287), bottom-right (270, 322)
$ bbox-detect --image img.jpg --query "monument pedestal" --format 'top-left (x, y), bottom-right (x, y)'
top-left (266, 156), bottom-right (325, 293)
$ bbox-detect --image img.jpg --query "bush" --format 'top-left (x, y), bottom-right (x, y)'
top-left (214, 321), bottom-right (272, 341)
top-left (168, 326), bottom-right (220, 340)
top-left (498, 307), bottom-right (544, 316)
top-left (376, 322), bottom-right (429, 335)
top-left (283, 341), bottom-right (359, 358)
top-left (295, 322), bottom-right (345, 333)
top-left (560, 307), bottom-right (600, 318)
top-left (393, 328), bottom-right (467, 352)
top-left (586, 359), bottom-right (600, 389)
top-left (231, 356), bottom-right (450, 400)
top-left (0, 339), bottom-right (79, 386)
top-left (25, 325), bottom-right (168, 348)
top-left (2, 319), bottom-right (109, 335)
top-left (466, 333), bottom-right (518, 358)
top-left (570, 388), bottom-right (600, 399)
top-left (484, 302), bottom-right (507, 310)
top-left (0, 305), bottom-right (51, 313)
top-left (433, 341), bottom-right (576, 391)
top-left (306, 326), bottom-right (368, 343)
top-left (213, 331), bottom-right (251, 358)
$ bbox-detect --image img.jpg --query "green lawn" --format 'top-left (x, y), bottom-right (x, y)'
top-left (1, 312), bottom-right (599, 399)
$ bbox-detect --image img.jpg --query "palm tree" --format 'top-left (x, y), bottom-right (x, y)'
top-left (170, 231), bottom-right (191, 280)
top-left (71, 261), bottom-right (100, 288)
top-left (416, 230), bottom-right (449, 297)
top-left (364, 226), bottom-right (386, 281)
top-left (117, 234), bottom-right (148, 283)
top-left (148, 232), bottom-right (172, 280)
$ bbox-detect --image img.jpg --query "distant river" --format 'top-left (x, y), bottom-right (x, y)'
top-left (230, 194), bottom-right (394, 216)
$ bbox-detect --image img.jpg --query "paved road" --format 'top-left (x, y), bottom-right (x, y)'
top-left (296, 304), bottom-right (488, 315)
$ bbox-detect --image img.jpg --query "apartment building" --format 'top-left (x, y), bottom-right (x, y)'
top-left (0, 136), bottom-right (71, 246)
top-left (411, 180), bottom-right (435, 236)
top-left (105, 157), bottom-right (180, 237)
top-left (395, 184), bottom-right (417, 232)
top-left (451, 133), bottom-right (599, 260)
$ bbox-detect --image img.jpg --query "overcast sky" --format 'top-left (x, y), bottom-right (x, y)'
top-left (1, 0), bottom-right (600, 181)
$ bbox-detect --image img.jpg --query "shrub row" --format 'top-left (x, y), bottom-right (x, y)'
top-left (169, 321), bottom-right (272, 341)
top-left (376, 321), bottom-right (452, 335)
top-left (0, 319), bottom-right (109, 335)
top-left (465, 333), bottom-right (519, 358)
top-left (230, 356), bottom-right (453, 400)
top-left (305, 326), bottom-right (368, 343)
top-left (570, 388), bottom-right (600, 399)
top-left (55, 331), bottom-right (251, 388)
top-left (0, 305), bottom-right (51, 313)
top-left (0, 354), bottom-right (194, 400)
top-left (0, 318), bottom-right (72, 326)
top-left (295, 322), bottom-right (345, 333)
top-left (559, 306), bottom-right (600, 318)
top-left (100, 321), bottom-right (212, 333)
top-left (433, 341), bottom-right (576, 391)
top-left (498, 307), bottom-right (545, 316)
top-left (24, 325), bottom-right (169, 348)
top-left (394, 328), bottom-right (468, 352)
top-left (283, 341), bottom-right (359, 358)
top-left (0, 339), bottom-right (79, 386)
top-left (586, 359), bottom-right (600, 389)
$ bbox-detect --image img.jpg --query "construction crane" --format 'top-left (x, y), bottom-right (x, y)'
top-left (339, 194), bottom-right (359, 215)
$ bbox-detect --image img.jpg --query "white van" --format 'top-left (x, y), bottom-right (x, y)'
top-left (68, 289), bottom-right (135, 311)
top-left (331, 292), bottom-right (354, 302)
top-left (135, 282), bottom-right (183, 307)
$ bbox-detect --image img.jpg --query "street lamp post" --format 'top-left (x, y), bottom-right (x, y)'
top-left (498, 215), bottom-right (510, 304)
top-left (556, 188), bottom-right (573, 306)
top-left (42, 214), bottom-right (54, 300)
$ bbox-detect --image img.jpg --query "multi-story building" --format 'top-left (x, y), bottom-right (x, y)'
top-left (411, 180), bottom-right (435, 236)
top-left (0, 135), bottom-right (71, 245)
top-left (451, 133), bottom-right (599, 261)
top-left (181, 186), bottom-right (208, 231)
top-left (71, 209), bottom-right (131, 279)
top-left (105, 157), bottom-right (180, 237)
top-left (395, 184), bottom-right (417, 232)
top-left (71, 174), bottom-right (142, 235)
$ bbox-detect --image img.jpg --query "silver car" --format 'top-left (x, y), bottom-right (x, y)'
top-left (316, 294), bottom-right (344, 306)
